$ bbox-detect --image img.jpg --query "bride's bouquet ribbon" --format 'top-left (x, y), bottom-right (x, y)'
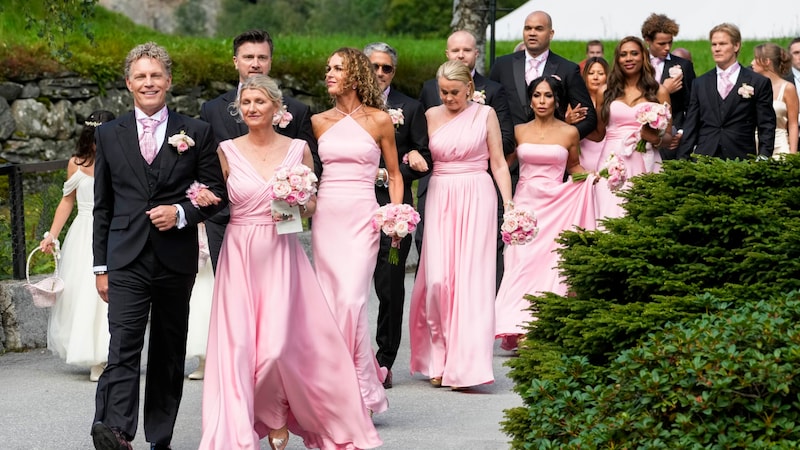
top-left (372, 203), bottom-right (421, 265)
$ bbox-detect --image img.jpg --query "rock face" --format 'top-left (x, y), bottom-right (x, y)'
top-left (98, 0), bottom-right (221, 35)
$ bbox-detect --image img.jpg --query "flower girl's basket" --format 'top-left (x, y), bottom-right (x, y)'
top-left (25, 245), bottom-right (64, 308)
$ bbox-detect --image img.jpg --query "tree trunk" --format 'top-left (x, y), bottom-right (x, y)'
top-left (451, 0), bottom-right (490, 74)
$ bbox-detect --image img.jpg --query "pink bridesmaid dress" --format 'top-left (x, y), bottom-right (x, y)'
top-left (311, 114), bottom-right (389, 414)
top-left (579, 136), bottom-right (605, 172)
top-left (199, 139), bottom-right (381, 450)
top-left (409, 102), bottom-right (497, 388)
top-left (495, 144), bottom-right (597, 340)
top-left (595, 100), bottom-right (663, 221)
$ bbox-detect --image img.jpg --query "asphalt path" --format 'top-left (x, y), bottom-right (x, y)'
top-left (0, 272), bottom-right (521, 449)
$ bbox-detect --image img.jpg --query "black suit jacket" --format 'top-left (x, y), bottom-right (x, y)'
top-left (489, 50), bottom-right (597, 139)
top-left (660, 54), bottom-right (696, 129)
top-left (93, 110), bottom-right (228, 273)
top-left (418, 72), bottom-right (515, 157)
top-left (377, 88), bottom-right (432, 206)
top-left (199, 88), bottom-right (320, 176)
top-left (677, 66), bottom-right (776, 160)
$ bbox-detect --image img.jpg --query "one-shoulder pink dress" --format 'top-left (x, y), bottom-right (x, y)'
top-left (495, 143), bottom-right (596, 339)
top-left (409, 102), bottom-right (497, 388)
top-left (199, 139), bottom-right (381, 450)
top-left (311, 115), bottom-right (389, 414)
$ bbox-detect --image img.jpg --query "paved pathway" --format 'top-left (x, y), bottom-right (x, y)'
top-left (0, 273), bottom-right (521, 449)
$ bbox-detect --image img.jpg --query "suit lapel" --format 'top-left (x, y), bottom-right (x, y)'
top-left (512, 52), bottom-right (528, 109)
top-left (387, 90), bottom-right (405, 111)
top-left (157, 111), bottom-right (184, 188)
top-left (721, 69), bottom-right (747, 122)
top-left (117, 114), bottom-right (150, 193)
top-left (661, 58), bottom-right (676, 84)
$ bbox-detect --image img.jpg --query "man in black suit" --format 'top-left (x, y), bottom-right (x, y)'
top-left (787, 38), bottom-right (800, 149)
top-left (677, 23), bottom-right (775, 160)
top-left (91, 42), bottom-right (227, 450)
top-left (200, 29), bottom-right (318, 271)
top-left (489, 10), bottom-right (596, 137)
top-left (363, 42), bottom-right (433, 388)
top-left (416, 30), bottom-right (514, 291)
top-left (641, 13), bottom-right (696, 159)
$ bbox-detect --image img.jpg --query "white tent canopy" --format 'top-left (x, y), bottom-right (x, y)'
top-left (490, 1), bottom-right (800, 42)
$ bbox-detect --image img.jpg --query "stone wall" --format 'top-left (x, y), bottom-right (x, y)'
top-left (98, 0), bottom-right (221, 36)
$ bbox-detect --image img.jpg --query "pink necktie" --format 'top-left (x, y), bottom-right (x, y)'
top-left (650, 56), bottom-right (663, 82)
top-left (139, 118), bottom-right (158, 164)
top-left (718, 69), bottom-right (734, 99)
top-left (526, 58), bottom-right (542, 85)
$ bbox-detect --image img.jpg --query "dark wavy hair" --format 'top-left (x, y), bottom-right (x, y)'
top-left (75, 110), bottom-right (115, 166)
top-left (329, 47), bottom-right (385, 110)
top-left (582, 56), bottom-right (610, 83)
top-left (526, 75), bottom-right (566, 122)
top-left (601, 36), bottom-right (660, 123)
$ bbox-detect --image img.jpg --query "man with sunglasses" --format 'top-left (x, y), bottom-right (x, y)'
top-left (363, 42), bottom-right (432, 389)
top-left (417, 30), bottom-right (514, 292)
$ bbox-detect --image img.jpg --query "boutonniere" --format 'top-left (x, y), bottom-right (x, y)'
top-left (388, 108), bottom-right (404, 128)
top-left (668, 65), bottom-right (683, 78)
top-left (472, 90), bottom-right (486, 104)
top-left (168, 131), bottom-right (195, 154)
top-left (738, 83), bottom-right (754, 99)
top-left (272, 104), bottom-right (293, 129)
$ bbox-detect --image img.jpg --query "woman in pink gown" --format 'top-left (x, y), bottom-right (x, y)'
top-left (409, 60), bottom-right (513, 389)
top-left (310, 48), bottom-right (403, 415)
top-left (594, 37), bottom-right (673, 221)
top-left (574, 57), bottom-right (609, 171)
top-left (495, 76), bottom-right (597, 351)
top-left (198, 75), bottom-right (381, 450)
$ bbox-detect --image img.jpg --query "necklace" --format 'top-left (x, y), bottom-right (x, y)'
top-left (334, 103), bottom-right (364, 116)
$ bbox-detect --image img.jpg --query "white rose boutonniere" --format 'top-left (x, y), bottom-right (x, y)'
top-left (168, 131), bottom-right (195, 154)
top-left (472, 90), bottom-right (486, 104)
top-left (738, 83), bottom-right (754, 99)
top-left (388, 108), bottom-right (404, 128)
top-left (668, 65), bottom-right (683, 78)
top-left (272, 104), bottom-right (293, 128)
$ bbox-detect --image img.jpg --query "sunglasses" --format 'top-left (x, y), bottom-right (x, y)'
top-left (372, 63), bottom-right (394, 74)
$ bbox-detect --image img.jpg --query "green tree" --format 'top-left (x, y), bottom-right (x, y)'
top-left (216, 0), bottom-right (312, 37)
top-left (23, 0), bottom-right (99, 59)
top-left (175, 0), bottom-right (209, 37)
top-left (386, 0), bottom-right (451, 38)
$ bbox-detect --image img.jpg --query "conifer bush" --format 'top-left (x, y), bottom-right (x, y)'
top-left (502, 156), bottom-right (800, 448)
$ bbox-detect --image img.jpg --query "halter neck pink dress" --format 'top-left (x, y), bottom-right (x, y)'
top-left (311, 114), bottom-right (389, 414)
top-left (409, 102), bottom-right (497, 388)
top-left (199, 139), bottom-right (381, 450)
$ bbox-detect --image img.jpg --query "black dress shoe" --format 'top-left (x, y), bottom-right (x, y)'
top-left (151, 444), bottom-right (172, 449)
top-left (91, 421), bottom-right (132, 450)
top-left (382, 369), bottom-right (393, 389)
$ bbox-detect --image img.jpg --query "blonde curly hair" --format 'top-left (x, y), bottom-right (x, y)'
top-left (329, 47), bottom-right (385, 110)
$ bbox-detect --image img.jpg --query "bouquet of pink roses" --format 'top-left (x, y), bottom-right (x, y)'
top-left (271, 164), bottom-right (318, 206)
top-left (372, 203), bottom-right (421, 265)
top-left (501, 208), bottom-right (538, 245)
top-left (631, 102), bottom-right (671, 152)
top-left (599, 152), bottom-right (627, 192)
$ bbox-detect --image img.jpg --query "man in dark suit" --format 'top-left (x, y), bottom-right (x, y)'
top-left (91, 42), bottom-right (227, 450)
top-left (641, 13), bottom-right (696, 159)
top-left (200, 29), bottom-right (318, 271)
top-left (489, 10), bottom-right (596, 137)
top-left (677, 23), bottom-right (775, 160)
top-left (416, 30), bottom-right (514, 290)
top-left (787, 38), bottom-right (800, 149)
top-left (364, 42), bottom-right (433, 388)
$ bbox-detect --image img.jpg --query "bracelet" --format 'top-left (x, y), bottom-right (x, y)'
top-left (94, 271), bottom-right (107, 276)
top-left (655, 136), bottom-right (664, 148)
top-left (503, 200), bottom-right (515, 208)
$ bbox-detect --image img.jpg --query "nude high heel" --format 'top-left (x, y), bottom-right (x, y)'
top-left (269, 426), bottom-right (289, 450)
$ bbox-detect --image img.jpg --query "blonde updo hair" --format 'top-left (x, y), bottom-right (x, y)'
top-left (230, 74), bottom-right (283, 120)
top-left (754, 42), bottom-right (791, 76)
top-left (436, 60), bottom-right (475, 98)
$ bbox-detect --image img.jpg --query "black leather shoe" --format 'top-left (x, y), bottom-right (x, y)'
top-left (150, 444), bottom-right (172, 450)
top-left (91, 422), bottom-right (132, 450)
top-left (382, 369), bottom-right (393, 389)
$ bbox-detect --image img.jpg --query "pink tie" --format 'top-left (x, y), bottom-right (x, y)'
top-left (650, 56), bottom-right (663, 81)
top-left (526, 58), bottom-right (542, 85)
top-left (139, 118), bottom-right (158, 164)
top-left (718, 69), bottom-right (734, 99)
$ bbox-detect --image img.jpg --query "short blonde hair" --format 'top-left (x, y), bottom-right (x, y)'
top-left (124, 42), bottom-right (172, 79)
top-left (436, 60), bottom-right (474, 97)
top-left (231, 75), bottom-right (283, 120)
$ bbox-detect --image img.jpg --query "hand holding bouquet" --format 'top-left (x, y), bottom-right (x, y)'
top-left (599, 152), bottom-right (627, 192)
top-left (501, 208), bottom-right (538, 246)
top-left (271, 164), bottom-right (318, 207)
top-left (630, 102), bottom-right (671, 153)
top-left (372, 203), bottom-right (421, 265)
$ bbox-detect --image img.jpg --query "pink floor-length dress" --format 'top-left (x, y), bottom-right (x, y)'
top-left (199, 139), bottom-right (381, 450)
top-left (409, 102), bottom-right (497, 388)
top-left (495, 144), bottom-right (597, 338)
top-left (595, 100), bottom-right (663, 221)
top-left (580, 136), bottom-right (605, 172)
top-left (311, 115), bottom-right (389, 414)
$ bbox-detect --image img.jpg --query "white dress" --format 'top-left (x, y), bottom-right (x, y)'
top-left (772, 82), bottom-right (791, 158)
top-left (186, 223), bottom-right (214, 359)
top-left (47, 169), bottom-right (110, 366)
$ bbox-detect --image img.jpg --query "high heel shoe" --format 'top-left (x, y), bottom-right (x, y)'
top-left (268, 427), bottom-right (289, 450)
top-left (89, 362), bottom-right (106, 382)
top-left (430, 377), bottom-right (442, 387)
top-left (188, 356), bottom-right (205, 380)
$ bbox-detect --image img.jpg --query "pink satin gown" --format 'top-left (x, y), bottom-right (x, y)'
top-left (409, 102), bottom-right (497, 388)
top-left (595, 100), bottom-right (663, 221)
top-left (311, 115), bottom-right (389, 414)
top-left (199, 139), bottom-right (381, 450)
top-left (495, 144), bottom-right (597, 338)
